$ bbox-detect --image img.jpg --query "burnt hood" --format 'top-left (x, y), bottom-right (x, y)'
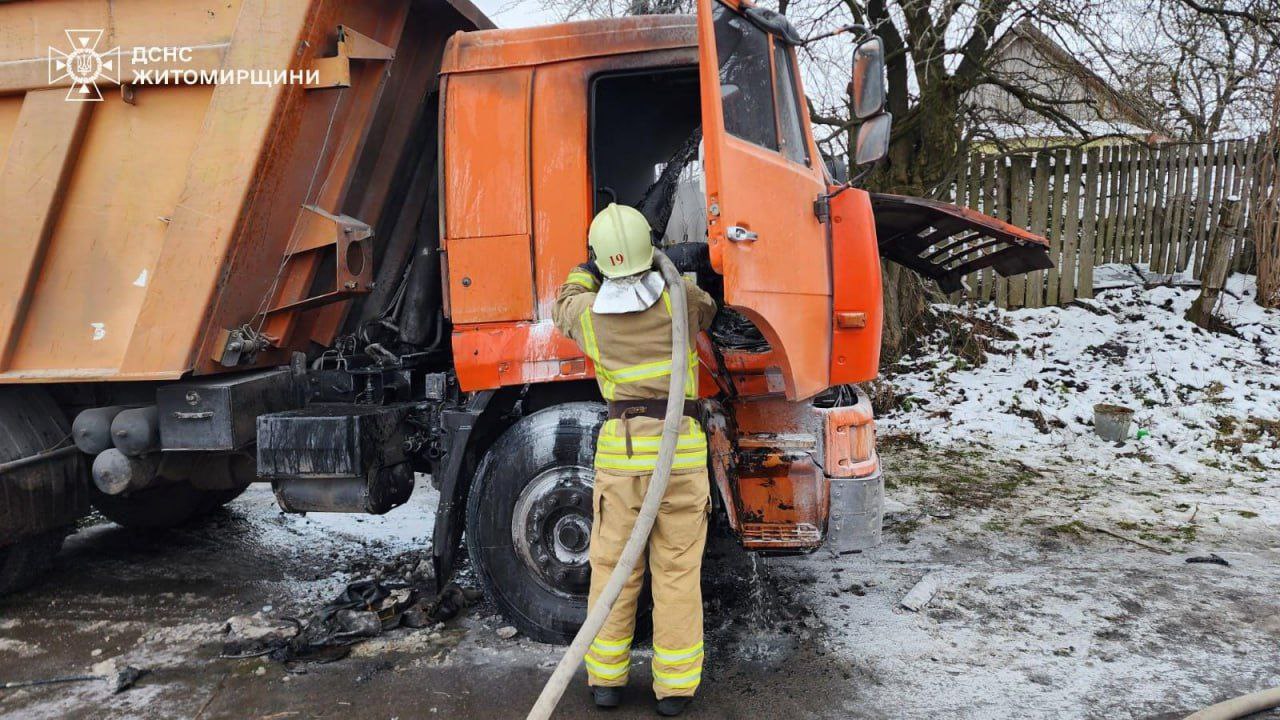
top-left (871, 193), bottom-right (1052, 294)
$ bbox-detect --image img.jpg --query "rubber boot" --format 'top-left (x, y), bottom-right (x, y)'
top-left (656, 697), bottom-right (691, 716)
top-left (593, 686), bottom-right (622, 709)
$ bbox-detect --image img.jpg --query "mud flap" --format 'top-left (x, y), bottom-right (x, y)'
top-left (871, 193), bottom-right (1052, 293)
top-left (431, 390), bottom-right (498, 590)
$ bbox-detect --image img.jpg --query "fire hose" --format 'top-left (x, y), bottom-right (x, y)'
top-left (1183, 687), bottom-right (1280, 720)
top-left (526, 251), bottom-right (690, 720)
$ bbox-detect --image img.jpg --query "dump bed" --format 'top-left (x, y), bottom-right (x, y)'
top-left (0, 0), bottom-right (488, 384)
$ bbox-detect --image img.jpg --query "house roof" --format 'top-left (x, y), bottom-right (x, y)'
top-left (987, 20), bottom-right (1171, 138)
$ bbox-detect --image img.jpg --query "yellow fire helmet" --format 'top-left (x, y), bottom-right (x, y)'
top-left (588, 203), bottom-right (654, 278)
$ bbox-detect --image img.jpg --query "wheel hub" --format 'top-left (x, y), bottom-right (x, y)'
top-left (512, 466), bottom-right (594, 598)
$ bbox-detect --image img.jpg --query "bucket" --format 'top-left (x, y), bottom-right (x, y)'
top-left (1093, 404), bottom-right (1134, 442)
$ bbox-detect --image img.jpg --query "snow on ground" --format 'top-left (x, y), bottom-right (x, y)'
top-left (762, 270), bottom-right (1280, 718)
top-left (875, 270), bottom-right (1280, 548)
top-left (248, 479), bottom-right (437, 553)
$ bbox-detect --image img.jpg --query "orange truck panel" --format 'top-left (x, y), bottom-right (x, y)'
top-left (443, 18), bottom-right (700, 393)
top-left (828, 188), bottom-right (884, 384)
top-left (442, 70), bottom-right (532, 240)
top-left (695, 0), bottom-right (833, 402)
top-left (447, 235), bottom-right (536, 324)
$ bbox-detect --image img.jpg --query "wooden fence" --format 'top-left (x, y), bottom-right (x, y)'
top-left (948, 136), bottom-right (1275, 308)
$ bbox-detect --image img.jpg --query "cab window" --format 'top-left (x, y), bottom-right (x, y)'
top-left (713, 2), bottom-right (810, 166)
top-left (773, 43), bottom-right (809, 165)
top-left (714, 3), bottom-right (777, 151)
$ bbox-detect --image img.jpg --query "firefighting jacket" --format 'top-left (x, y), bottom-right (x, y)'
top-left (552, 265), bottom-right (718, 475)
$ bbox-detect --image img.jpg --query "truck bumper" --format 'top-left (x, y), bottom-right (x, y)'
top-left (708, 388), bottom-right (884, 553)
top-left (827, 463), bottom-right (883, 552)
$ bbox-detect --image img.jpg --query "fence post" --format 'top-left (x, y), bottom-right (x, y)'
top-left (1078, 147), bottom-right (1101, 298)
top-left (964, 153), bottom-right (984, 299)
top-left (1146, 142), bottom-right (1167, 263)
top-left (1160, 144), bottom-right (1183, 273)
top-left (1025, 154), bottom-right (1050, 308)
top-left (1117, 144), bottom-right (1136, 263)
top-left (980, 156), bottom-right (998, 301)
top-left (1187, 198), bottom-right (1242, 328)
top-left (1257, 89), bottom-right (1280, 306)
top-left (1045, 149), bottom-right (1067, 303)
top-left (1008, 156), bottom-right (1032, 307)
top-left (950, 158), bottom-right (970, 303)
top-left (1174, 143), bottom-right (1199, 273)
top-left (995, 157), bottom-right (1011, 308)
top-left (1054, 146), bottom-right (1085, 302)
top-left (1100, 144), bottom-right (1118, 263)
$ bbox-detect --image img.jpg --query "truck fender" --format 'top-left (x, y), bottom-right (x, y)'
top-left (431, 390), bottom-right (518, 589)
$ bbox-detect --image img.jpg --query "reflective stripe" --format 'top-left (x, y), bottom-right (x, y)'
top-left (653, 641), bottom-right (704, 665)
top-left (596, 430), bottom-right (707, 454)
top-left (579, 313), bottom-right (616, 400)
top-left (590, 635), bottom-right (633, 653)
top-left (596, 439), bottom-right (707, 455)
top-left (652, 666), bottom-right (702, 688)
top-left (580, 312), bottom-right (601, 362)
top-left (579, 288), bottom-right (698, 400)
top-left (594, 451), bottom-right (707, 472)
top-left (595, 421), bottom-right (708, 471)
top-left (584, 655), bottom-right (630, 680)
top-left (684, 351), bottom-right (698, 398)
top-left (610, 358), bottom-right (674, 382)
top-left (567, 271), bottom-right (600, 291)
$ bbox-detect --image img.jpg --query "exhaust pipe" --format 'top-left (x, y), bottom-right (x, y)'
top-left (110, 406), bottom-right (160, 457)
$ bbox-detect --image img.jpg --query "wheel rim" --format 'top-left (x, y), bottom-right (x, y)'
top-left (511, 465), bottom-right (594, 599)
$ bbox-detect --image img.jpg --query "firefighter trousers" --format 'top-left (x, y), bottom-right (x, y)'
top-left (584, 467), bottom-right (709, 699)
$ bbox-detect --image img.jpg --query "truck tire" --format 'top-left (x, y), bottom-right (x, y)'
top-left (0, 531), bottom-right (65, 595)
top-left (0, 387), bottom-right (86, 596)
top-left (466, 402), bottom-right (629, 645)
top-left (89, 482), bottom-right (215, 529)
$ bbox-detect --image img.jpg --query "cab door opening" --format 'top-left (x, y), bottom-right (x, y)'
top-left (589, 67), bottom-right (704, 246)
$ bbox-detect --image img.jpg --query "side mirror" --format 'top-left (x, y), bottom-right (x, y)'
top-left (850, 36), bottom-right (886, 120)
top-left (854, 112), bottom-right (892, 166)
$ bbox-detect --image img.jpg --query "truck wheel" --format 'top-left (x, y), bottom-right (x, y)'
top-left (0, 531), bottom-right (65, 595)
top-left (466, 402), bottom-right (609, 645)
top-left (90, 482), bottom-right (213, 529)
top-left (0, 386), bottom-right (86, 596)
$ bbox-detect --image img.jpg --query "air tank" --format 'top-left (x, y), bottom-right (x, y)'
top-left (92, 449), bottom-right (161, 495)
top-left (72, 406), bottom-right (131, 455)
top-left (110, 406), bottom-right (161, 457)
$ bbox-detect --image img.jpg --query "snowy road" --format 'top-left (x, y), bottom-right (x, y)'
top-left (1, 461), bottom-right (1276, 720)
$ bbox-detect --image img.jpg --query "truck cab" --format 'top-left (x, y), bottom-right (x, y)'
top-left (436, 5), bottom-right (887, 641)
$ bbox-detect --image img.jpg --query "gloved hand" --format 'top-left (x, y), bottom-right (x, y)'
top-left (577, 261), bottom-right (604, 284)
top-left (663, 243), bottom-right (711, 274)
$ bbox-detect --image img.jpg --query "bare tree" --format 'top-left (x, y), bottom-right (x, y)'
top-left (1100, 0), bottom-right (1280, 141)
top-left (1256, 83), bottom-right (1280, 308)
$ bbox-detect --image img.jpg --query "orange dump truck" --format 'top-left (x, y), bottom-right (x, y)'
top-left (0, 0), bottom-right (1048, 641)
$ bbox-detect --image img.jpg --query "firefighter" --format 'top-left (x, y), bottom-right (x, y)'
top-left (552, 203), bottom-right (718, 717)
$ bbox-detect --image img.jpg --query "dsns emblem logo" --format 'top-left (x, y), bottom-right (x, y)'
top-left (48, 29), bottom-right (120, 102)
